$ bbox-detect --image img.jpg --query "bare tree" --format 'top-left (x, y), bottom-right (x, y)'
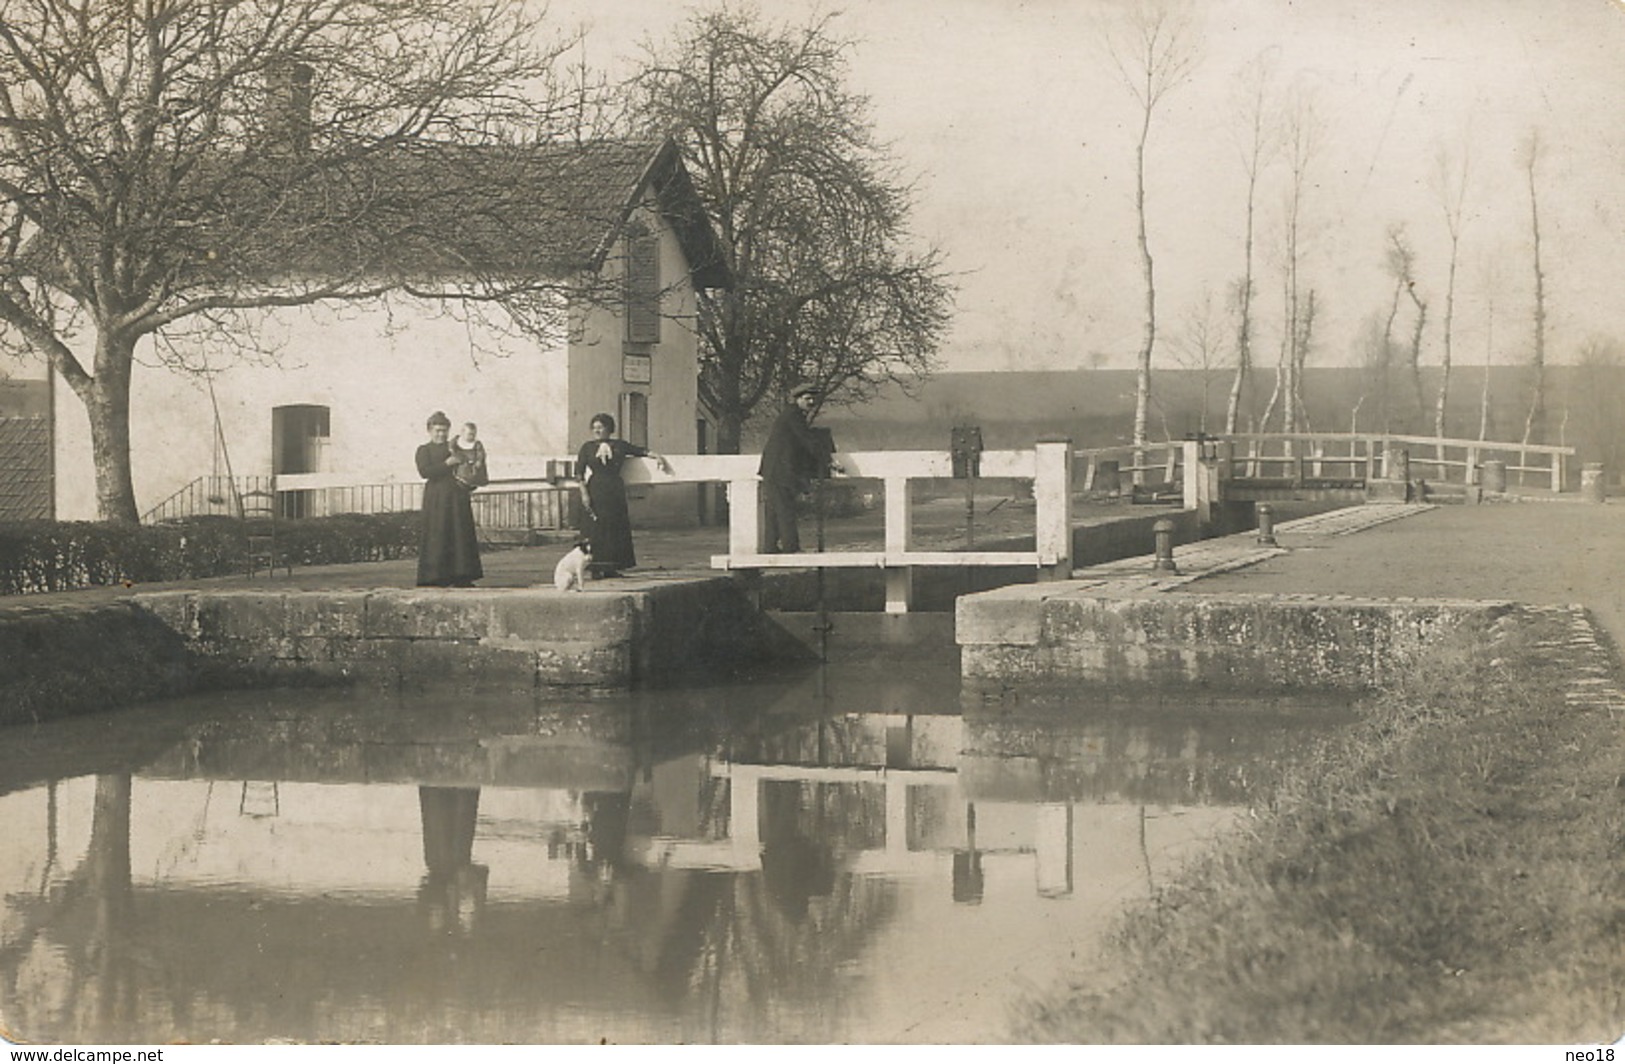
top-left (1100, 0), bottom-right (1201, 462)
top-left (1377, 224), bottom-right (1425, 432)
top-left (1476, 256), bottom-right (1505, 441)
top-left (1430, 140), bottom-right (1471, 444)
top-left (1274, 89), bottom-right (1321, 435)
top-left (1396, 235), bottom-right (1429, 429)
top-left (1168, 288), bottom-right (1227, 434)
top-left (1518, 129), bottom-right (1549, 446)
top-left (0, 0), bottom-right (589, 523)
top-left (1223, 50), bottom-right (1279, 435)
top-left (625, 6), bottom-right (952, 454)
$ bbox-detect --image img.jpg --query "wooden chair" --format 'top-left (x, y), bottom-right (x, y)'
top-left (241, 486), bottom-right (291, 577)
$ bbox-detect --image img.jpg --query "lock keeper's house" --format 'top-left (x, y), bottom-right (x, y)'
top-left (19, 137), bottom-right (730, 531)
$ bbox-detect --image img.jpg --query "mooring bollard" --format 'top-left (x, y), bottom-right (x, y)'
top-left (1256, 503), bottom-right (1277, 546)
top-left (1481, 458), bottom-right (1507, 494)
top-left (1581, 462), bottom-right (1607, 504)
top-left (1152, 516), bottom-right (1178, 572)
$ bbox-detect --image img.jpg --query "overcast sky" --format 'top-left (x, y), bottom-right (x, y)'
top-left (547, 0), bottom-right (1625, 374)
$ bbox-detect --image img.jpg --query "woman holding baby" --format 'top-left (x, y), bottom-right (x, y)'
top-left (415, 410), bottom-right (483, 587)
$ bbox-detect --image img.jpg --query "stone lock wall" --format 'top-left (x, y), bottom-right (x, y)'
top-left (129, 580), bottom-right (772, 693)
top-left (958, 589), bottom-right (1516, 693)
top-left (0, 578), bottom-right (777, 725)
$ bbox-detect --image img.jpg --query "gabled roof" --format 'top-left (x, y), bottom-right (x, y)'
top-left (336, 137), bottom-right (731, 288)
top-left (21, 137), bottom-right (732, 293)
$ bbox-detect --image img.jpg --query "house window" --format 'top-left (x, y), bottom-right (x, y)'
top-left (619, 391), bottom-right (649, 449)
top-left (625, 225), bottom-right (660, 345)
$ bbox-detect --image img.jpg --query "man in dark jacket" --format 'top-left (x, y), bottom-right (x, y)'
top-left (757, 382), bottom-right (838, 553)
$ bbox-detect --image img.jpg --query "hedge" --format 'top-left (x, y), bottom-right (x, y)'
top-left (0, 512), bottom-right (421, 595)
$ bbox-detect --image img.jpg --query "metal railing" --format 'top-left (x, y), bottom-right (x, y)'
top-left (142, 475), bottom-right (275, 523)
top-left (144, 471), bottom-right (578, 534)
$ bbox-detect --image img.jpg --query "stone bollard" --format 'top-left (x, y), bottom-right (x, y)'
top-left (1581, 462), bottom-right (1607, 504)
top-left (1256, 503), bottom-right (1278, 546)
top-left (1481, 458), bottom-right (1507, 494)
top-left (1152, 516), bottom-right (1178, 573)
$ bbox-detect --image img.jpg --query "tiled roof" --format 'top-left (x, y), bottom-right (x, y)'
top-left (24, 138), bottom-right (730, 290)
top-left (0, 418), bottom-right (52, 522)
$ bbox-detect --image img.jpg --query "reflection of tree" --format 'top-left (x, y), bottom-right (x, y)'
top-left (0, 774), bottom-right (138, 1043)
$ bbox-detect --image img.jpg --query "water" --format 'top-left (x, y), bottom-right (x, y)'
top-left (0, 664), bottom-right (1352, 1044)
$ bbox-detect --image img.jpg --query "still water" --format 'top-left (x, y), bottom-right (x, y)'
top-left (0, 662), bottom-right (1352, 1044)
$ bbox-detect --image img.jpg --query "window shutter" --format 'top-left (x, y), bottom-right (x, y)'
top-left (620, 391), bottom-right (649, 448)
top-left (626, 230), bottom-right (661, 344)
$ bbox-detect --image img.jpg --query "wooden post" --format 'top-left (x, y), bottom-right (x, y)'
top-left (1181, 439), bottom-right (1202, 511)
top-left (729, 477), bottom-right (762, 557)
top-left (884, 475), bottom-right (913, 613)
top-left (1035, 438), bottom-right (1073, 582)
top-left (1551, 451), bottom-right (1565, 492)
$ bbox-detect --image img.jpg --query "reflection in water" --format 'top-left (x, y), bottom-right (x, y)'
top-left (0, 669), bottom-right (1351, 1044)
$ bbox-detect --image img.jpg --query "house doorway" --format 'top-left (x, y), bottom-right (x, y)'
top-left (271, 404), bottom-right (330, 517)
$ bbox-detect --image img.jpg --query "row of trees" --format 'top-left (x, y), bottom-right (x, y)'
top-left (0, 0), bottom-right (952, 522)
top-left (1112, 0), bottom-right (1604, 454)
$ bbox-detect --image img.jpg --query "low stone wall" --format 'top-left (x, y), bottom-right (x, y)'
top-left (130, 579), bottom-right (772, 693)
top-left (0, 601), bottom-right (196, 726)
top-left (1, 577), bottom-right (777, 724)
top-left (958, 590), bottom-right (1517, 693)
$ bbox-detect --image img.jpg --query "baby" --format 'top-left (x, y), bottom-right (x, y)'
top-left (553, 540), bottom-right (592, 591)
top-left (450, 422), bottom-right (488, 490)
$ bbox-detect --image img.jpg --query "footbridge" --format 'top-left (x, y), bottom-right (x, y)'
top-left (610, 431), bottom-right (1586, 612)
top-left (266, 431), bottom-right (1591, 614)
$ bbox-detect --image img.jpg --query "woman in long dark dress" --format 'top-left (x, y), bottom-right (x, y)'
top-left (575, 413), bottom-right (667, 578)
top-left (416, 410), bottom-right (483, 587)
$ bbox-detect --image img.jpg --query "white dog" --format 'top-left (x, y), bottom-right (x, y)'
top-left (553, 542), bottom-right (592, 591)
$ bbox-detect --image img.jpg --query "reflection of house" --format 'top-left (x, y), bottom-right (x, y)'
top-left (0, 678), bottom-right (1345, 1044)
top-left (25, 138), bottom-right (729, 522)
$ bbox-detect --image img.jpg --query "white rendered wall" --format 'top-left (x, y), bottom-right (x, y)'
top-left (52, 295), bottom-right (570, 520)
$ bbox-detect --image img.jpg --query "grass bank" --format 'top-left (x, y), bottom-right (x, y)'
top-left (1013, 606), bottom-right (1625, 1044)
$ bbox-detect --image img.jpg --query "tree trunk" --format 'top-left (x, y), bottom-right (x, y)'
top-left (92, 340), bottom-right (141, 525)
top-left (1131, 104), bottom-right (1156, 467)
top-left (58, 331), bottom-right (143, 525)
top-left (715, 410), bottom-right (745, 458)
top-left (1435, 249), bottom-right (1458, 447)
top-left (1521, 134), bottom-right (1547, 448)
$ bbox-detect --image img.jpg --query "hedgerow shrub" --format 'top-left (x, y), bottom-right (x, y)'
top-left (0, 512), bottom-right (421, 595)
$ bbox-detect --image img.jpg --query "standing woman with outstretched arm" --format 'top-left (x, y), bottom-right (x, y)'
top-left (575, 412), bottom-right (668, 579)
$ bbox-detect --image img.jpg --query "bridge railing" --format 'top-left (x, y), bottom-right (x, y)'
top-left (1073, 443), bottom-right (1185, 495)
top-left (1226, 433), bottom-right (1575, 491)
top-left (589, 443), bottom-right (1077, 613)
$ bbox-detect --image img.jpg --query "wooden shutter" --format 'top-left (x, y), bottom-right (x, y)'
top-left (626, 229), bottom-right (661, 344)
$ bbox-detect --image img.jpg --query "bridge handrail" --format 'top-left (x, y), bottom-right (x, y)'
top-left (1227, 431), bottom-right (1575, 458)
